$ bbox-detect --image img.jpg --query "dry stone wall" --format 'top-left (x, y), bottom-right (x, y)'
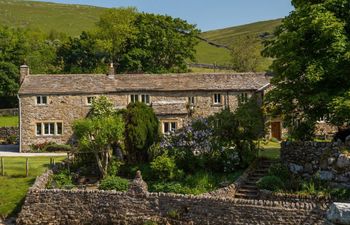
top-left (17, 169), bottom-right (331, 225)
top-left (281, 141), bottom-right (350, 188)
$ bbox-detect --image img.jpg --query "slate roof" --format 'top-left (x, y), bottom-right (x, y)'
top-left (18, 73), bottom-right (271, 95)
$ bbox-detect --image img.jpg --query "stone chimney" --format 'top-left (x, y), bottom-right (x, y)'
top-left (20, 65), bottom-right (29, 84)
top-left (108, 63), bottom-right (115, 79)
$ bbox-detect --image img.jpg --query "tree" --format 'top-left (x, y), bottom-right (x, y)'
top-left (89, 96), bottom-right (116, 118)
top-left (95, 7), bottom-right (138, 65)
top-left (0, 62), bottom-right (19, 96)
top-left (262, 0), bottom-right (350, 139)
top-left (73, 115), bottom-right (124, 178)
top-left (230, 35), bottom-right (262, 72)
top-left (124, 102), bottom-right (160, 163)
top-left (57, 31), bottom-right (106, 73)
top-left (120, 13), bottom-right (200, 73)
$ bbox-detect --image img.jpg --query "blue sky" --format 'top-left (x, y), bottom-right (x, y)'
top-left (37, 0), bottom-right (294, 31)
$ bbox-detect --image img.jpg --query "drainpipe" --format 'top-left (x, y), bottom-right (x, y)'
top-left (17, 94), bottom-right (22, 153)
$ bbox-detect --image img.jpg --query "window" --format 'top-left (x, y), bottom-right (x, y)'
top-left (239, 93), bottom-right (249, 103)
top-left (36, 122), bottom-right (63, 136)
top-left (188, 96), bottom-right (195, 105)
top-left (130, 94), bottom-right (139, 103)
top-left (36, 96), bottom-right (47, 105)
top-left (213, 94), bottom-right (221, 105)
top-left (163, 122), bottom-right (177, 134)
top-left (87, 97), bottom-right (95, 105)
top-left (131, 94), bottom-right (151, 104)
top-left (141, 94), bottom-right (150, 104)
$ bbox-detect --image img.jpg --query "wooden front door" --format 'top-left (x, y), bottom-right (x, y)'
top-left (271, 122), bottom-right (281, 140)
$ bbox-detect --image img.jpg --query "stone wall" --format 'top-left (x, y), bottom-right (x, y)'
top-left (281, 141), bottom-right (350, 187)
top-left (0, 127), bottom-right (19, 144)
top-left (0, 108), bottom-right (18, 116)
top-left (17, 169), bottom-right (331, 225)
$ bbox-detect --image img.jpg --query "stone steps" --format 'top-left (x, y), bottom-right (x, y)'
top-left (234, 159), bottom-right (276, 199)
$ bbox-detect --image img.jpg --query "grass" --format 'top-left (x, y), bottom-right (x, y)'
top-left (0, 0), bottom-right (105, 36)
top-left (259, 141), bottom-right (281, 159)
top-left (0, 116), bottom-right (18, 127)
top-left (194, 41), bottom-right (232, 66)
top-left (0, 156), bottom-right (65, 218)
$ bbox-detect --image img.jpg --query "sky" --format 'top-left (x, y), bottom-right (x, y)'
top-left (36, 0), bottom-right (294, 31)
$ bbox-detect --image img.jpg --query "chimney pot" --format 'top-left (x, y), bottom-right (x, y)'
top-left (108, 63), bottom-right (115, 79)
top-left (20, 65), bottom-right (29, 84)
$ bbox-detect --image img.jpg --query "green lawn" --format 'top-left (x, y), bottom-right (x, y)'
top-left (259, 141), bottom-right (281, 159)
top-left (0, 157), bottom-right (65, 218)
top-left (0, 116), bottom-right (18, 127)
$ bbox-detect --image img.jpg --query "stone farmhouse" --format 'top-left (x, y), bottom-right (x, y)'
top-left (17, 64), bottom-right (274, 152)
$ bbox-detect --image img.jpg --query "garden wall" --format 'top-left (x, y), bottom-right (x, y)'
top-left (17, 170), bottom-right (331, 225)
top-left (281, 141), bottom-right (350, 188)
top-left (0, 127), bottom-right (19, 144)
top-left (0, 108), bottom-right (18, 116)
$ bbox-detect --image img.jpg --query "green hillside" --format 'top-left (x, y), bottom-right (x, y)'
top-left (0, 0), bottom-right (281, 67)
top-left (0, 0), bottom-right (105, 36)
top-left (201, 19), bottom-right (282, 47)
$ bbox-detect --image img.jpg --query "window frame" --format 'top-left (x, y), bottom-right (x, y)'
top-left (35, 121), bottom-right (63, 136)
top-left (213, 93), bottom-right (222, 105)
top-left (188, 96), bottom-right (195, 105)
top-left (130, 94), bottom-right (151, 104)
top-left (239, 92), bottom-right (249, 104)
top-left (86, 96), bottom-right (96, 106)
top-left (162, 121), bottom-right (177, 134)
top-left (36, 96), bottom-right (48, 105)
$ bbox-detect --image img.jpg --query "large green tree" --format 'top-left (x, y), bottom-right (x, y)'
top-left (263, 0), bottom-right (350, 138)
top-left (95, 7), bottom-right (138, 65)
top-left (120, 13), bottom-right (200, 73)
top-left (0, 62), bottom-right (19, 96)
top-left (57, 31), bottom-right (106, 73)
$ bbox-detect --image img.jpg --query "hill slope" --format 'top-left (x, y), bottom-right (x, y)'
top-left (0, 0), bottom-right (281, 67)
top-left (0, 0), bottom-right (105, 36)
top-left (201, 19), bottom-right (282, 47)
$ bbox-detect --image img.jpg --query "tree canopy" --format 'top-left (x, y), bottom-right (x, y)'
top-left (263, 0), bottom-right (350, 138)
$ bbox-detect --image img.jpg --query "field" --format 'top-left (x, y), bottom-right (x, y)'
top-left (0, 0), bottom-right (281, 67)
top-left (0, 156), bottom-right (65, 218)
top-left (0, 116), bottom-right (18, 127)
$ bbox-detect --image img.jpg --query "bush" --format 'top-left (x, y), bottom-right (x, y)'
top-left (6, 134), bottom-right (17, 144)
top-left (268, 163), bottom-right (289, 182)
top-left (44, 143), bottom-right (72, 152)
top-left (107, 158), bottom-right (124, 176)
top-left (257, 176), bottom-right (284, 191)
top-left (150, 154), bottom-right (183, 181)
top-left (49, 169), bottom-right (74, 189)
top-left (99, 176), bottom-right (129, 191)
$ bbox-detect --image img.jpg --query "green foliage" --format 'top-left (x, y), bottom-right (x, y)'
top-left (56, 31), bottom-right (106, 73)
top-left (0, 62), bottom-right (19, 97)
top-left (124, 102), bottom-right (160, 163)
top-left (50, 169), bottom-right (74, 189)
top-left (120, 13), bottom-right (200, 73)
top-left (44, 143), bottom-right (72, 152)
top-left (107, 158), bottom-right (124, 177)
top-left (268, 163), bottom-right (289, 182)
top-left (96, 8), bottom-right (138, 64)
top-left (263, 1), bottom-right (350, 137)
top-left (257, 175), bottom-right (285, 191)
top-left (167, 209), bottom-right (180, 219)
top-left (150, 154), bottom-right (183, 181)
top-left (98, 176), bottom-right (129, 191)
top-left (89, 96), bottom-right (116, 118)
top-left (73, 114), bottom-right (125, 178)
top-left (230, 35), bottom-right (262, 72)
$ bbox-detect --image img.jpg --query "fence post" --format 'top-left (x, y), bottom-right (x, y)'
top-left (1, 157), bottom-right (4, 176)
top-left (26, 158), bottom-right (29, 177)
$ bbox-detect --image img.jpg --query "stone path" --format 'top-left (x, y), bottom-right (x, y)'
top-left (235, 158), bottom-right (275, 199)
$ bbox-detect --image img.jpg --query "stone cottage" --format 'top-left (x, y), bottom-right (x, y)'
top-left (17, 65), bottom-right (272, 152)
